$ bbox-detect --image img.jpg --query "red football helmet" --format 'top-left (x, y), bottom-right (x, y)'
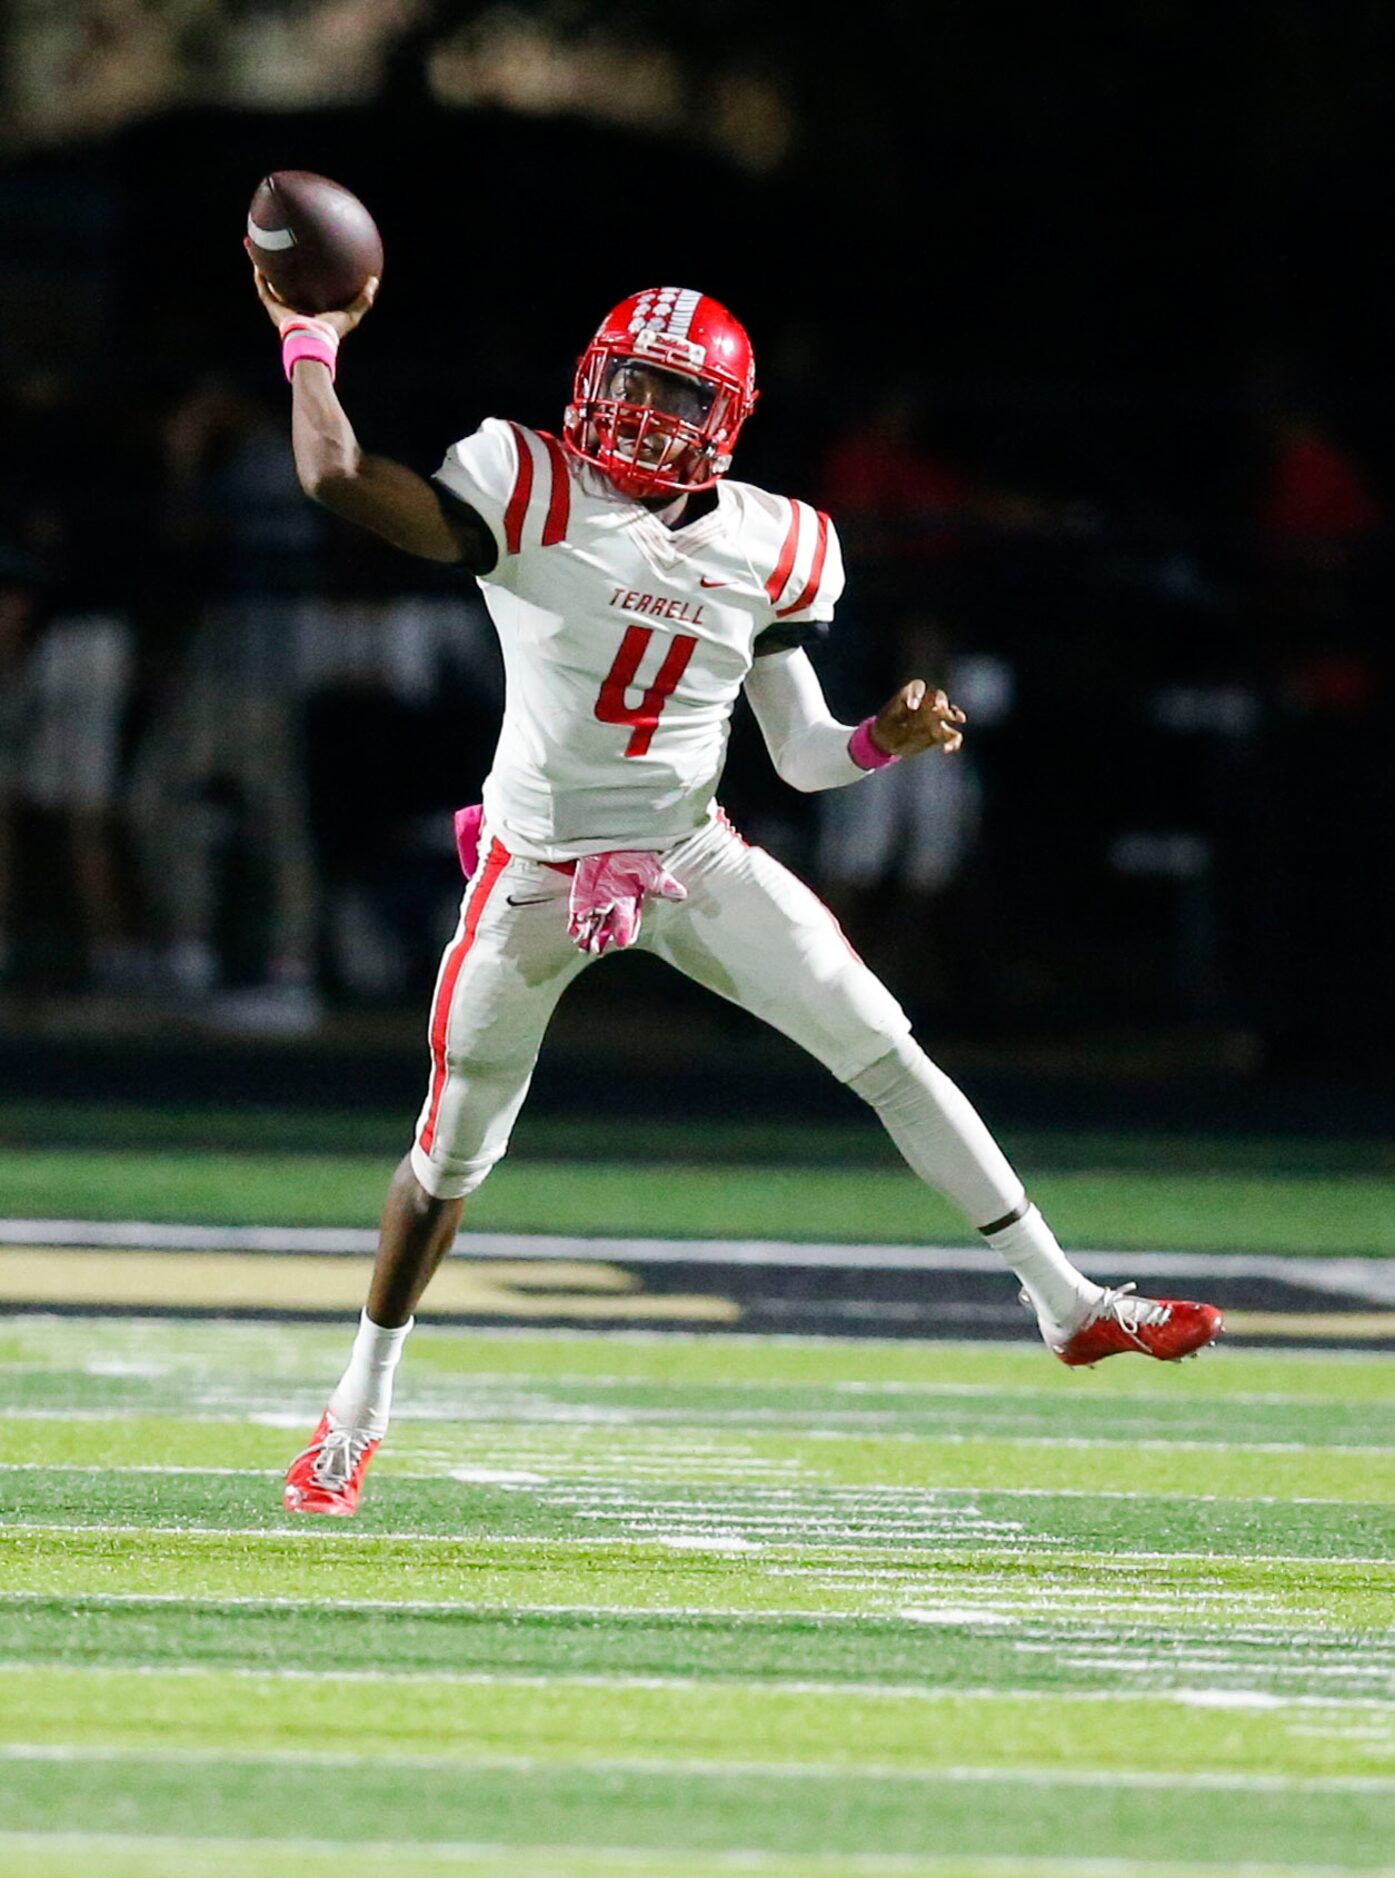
top-left (564, 287), bottom-right (759, 499)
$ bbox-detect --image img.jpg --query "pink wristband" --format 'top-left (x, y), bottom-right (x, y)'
top-left (281, 319), bottom-right (339, 383)
top-left (848, 715), bottom-right (900, 770)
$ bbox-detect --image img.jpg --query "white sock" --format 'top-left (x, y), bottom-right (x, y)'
top-left (327, 1310), bottom-right (414, 1436)
top-left (982, 1204), bottom-right (1102, 1335)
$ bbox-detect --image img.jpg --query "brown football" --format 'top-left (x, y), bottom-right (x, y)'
top-left (246, 171), bottom-right (383, 314)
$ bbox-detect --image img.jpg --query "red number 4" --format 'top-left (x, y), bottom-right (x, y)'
top-left (595, 625), bottom-right (698, 757)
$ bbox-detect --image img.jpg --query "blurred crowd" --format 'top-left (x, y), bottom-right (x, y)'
top-left (0, 365), bottom-right (500, 1034)
top-left (2, 346), bottom-right (1391, 1059)
top-left (2, 6), bottom-right (1393, 1076)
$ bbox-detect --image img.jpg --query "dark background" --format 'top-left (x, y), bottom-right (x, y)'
top-left (2, 1), bottom-right (1393, 1132)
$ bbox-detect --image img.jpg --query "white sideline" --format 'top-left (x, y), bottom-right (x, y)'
top-left (3, 1217), bottom-right (1395, 1305)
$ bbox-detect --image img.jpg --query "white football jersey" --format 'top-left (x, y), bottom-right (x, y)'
top-left (434, 418), bottom-right (845, 860)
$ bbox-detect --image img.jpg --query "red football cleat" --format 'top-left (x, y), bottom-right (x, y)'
top-left (1049, 1284), bottom-right (1224, 1367)
top-left (283, 1412), bottom-right (380, 1516)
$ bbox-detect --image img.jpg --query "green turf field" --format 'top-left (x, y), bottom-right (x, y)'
top-left (3, 1314), bottom-right (1394, 1875)
top-left (1, 1123), bottom-right (1393, 1251)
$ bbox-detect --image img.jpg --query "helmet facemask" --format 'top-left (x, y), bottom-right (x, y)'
top-left (570, 355), bottom-right (736, 498)
top-left (565, 301), bottom-right (757, 499)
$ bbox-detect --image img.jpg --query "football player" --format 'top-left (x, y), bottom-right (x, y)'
top-left (252, 266), bottom-right (1224, 1516)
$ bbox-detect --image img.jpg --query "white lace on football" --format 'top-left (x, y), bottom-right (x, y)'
top-left (310, 1426), bottom-right (375, 1489)
top-left (1087, 1283), bottom-right (1173, 1345)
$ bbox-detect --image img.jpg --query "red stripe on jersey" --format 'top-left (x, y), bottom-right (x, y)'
top-left (418, 838), bottom-right (510, 1155)
top-left (775, 509), bottom-right (831, 618)
top-left (503, 423), bottom-right (535, 554)
top-left (765, 500), bottom-right (802, 607)
top-left (538, 430), bottom-right (571, 545)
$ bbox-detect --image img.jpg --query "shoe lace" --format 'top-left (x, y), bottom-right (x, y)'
top-left (310, 1425), bottom-right (375, 1490)
top-left (1092, 1282), bottom-right (1172, 1346)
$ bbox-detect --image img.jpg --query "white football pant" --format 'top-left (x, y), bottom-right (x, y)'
top-left (411, 811), bottom-right (915, 1197)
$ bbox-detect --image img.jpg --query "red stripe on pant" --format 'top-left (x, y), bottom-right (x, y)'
top-left (418, 837), bottom-right (510, 1155)
top-left (715, 805), bottom-right (748, 847)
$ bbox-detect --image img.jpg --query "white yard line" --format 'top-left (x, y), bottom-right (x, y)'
top-left (0, 1462), bottom-right (1380, 1508)
top-left (5, 1409), bottom-right (1389, 1455)
top-left (0, 1589), bottom-right (846, 1619)
top-left (4, 1517), bottom-right (1394, 1569)
top-left (2, 1742), bottom-right (1395, 1790)
top-left (0, 1589), bottom-right (1383, 1652)
top-left (0, 1520), bottom-right (737, 1546)
top-left (0, 1462), bottom-right (280, 1475)
top-left (0, 1834), bottom-right (1375, 1877)
top-left (1, 1660), bottom-right (1392, 1711)
top-left (3, 1356), bottom-right (1388, 1409)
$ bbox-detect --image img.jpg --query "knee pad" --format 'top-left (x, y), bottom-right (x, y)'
top-left (409, 1142), bottom-right (500, 1202)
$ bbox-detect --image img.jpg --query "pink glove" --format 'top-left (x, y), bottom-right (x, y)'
top-left (453, 803), bottom-right (483, 878)
top-left (567, 850), bottom-right (687, 956)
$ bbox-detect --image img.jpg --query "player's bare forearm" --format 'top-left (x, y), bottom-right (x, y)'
top-left (288, 360), bottom-right (359, 491)
top-left (249, 255), bottom-right (465, 564)
top-left (289, 366), bottom-right (464, 563)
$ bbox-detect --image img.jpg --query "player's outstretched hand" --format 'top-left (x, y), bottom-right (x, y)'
top-left (245, 241), bottom-right (378, 339)
top-left (870, 680), bottom-right (966, 758)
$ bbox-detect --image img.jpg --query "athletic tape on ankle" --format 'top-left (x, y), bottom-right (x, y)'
top-left (848, 716), bottom-right (900, 770)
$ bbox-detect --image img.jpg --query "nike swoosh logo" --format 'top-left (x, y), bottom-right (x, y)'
top-left (699, 576), bottom-right (728, 588)
top-left (506, 893), bottom-right (560, 908)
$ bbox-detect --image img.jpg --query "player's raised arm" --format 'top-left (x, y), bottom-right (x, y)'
top-left (247, 256), bottom-right (495, 572)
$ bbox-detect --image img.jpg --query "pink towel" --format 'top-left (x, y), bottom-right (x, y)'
top-left (453, 803), bottom-right (483, 878)
top-left (566, 850), bottom-right (687, 956)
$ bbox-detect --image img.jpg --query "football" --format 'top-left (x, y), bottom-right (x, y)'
top-left (246, 170), bottom-right (383, 315)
